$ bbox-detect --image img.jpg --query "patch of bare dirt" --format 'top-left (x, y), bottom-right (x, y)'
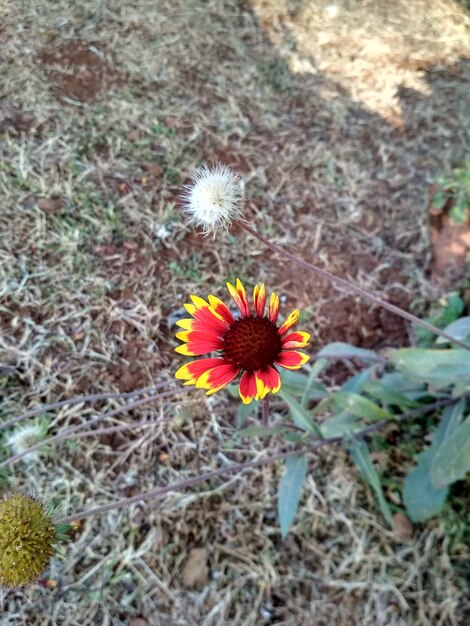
top-left (90, 238), bottom-right (199, 393)
top-left (38, 41), bottom-right (121, 102)
top-left (104, 338), bottom-right (159, 393)
top-left (267, 239), bottom-right (410, 351)
top-left (0, 111), bottom-right (42, 136)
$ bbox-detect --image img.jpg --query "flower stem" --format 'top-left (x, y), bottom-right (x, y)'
top-left (235, 220), bottom-right (470, 351)
top-left (262, 396), bottom-right (270, 428)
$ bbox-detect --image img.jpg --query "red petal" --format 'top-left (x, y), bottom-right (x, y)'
top-left (192, 305), bottom-right (229, 334)
top-left (275, 350), bottom-right (310, 370)
top-left (175, 358), bottom-right (228, 383)
top-left (208, 295), bottom-right (234, 325)
top-left (175, 330), bottom-right (224, 355)
top-left (196, 363), bottom-right (239, 393)
top-left (253, 284), bottom-right (267, 317)
top-left (281, 331), bottom-right (310, 349)
top-left (255, 366), bottom-right (281, 399)
top-left (227, 278), bottom-right (250, 317)
top-left (268, 292), bottom-right (280, 323)
top-left (278, 309), bottom-right (300, 335)
top-left (239, 371), bottom-right (258, 404)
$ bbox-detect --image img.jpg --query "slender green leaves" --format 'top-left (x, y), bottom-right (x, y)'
top-left (391, 349), bottom-right (470, 387)
top-left (332, 392), bottom-right (394, 421)
top-left (436, 316), bottom-right (470, 346)
top-left (431, 415), bottom-right (470, 488)
top-left (278, 389), bottom-right (323, 436)
top-left (348, 439), bottom-right (392, 526)
top-left (404, 400), bottom-right (466, 521)
top-left (278, 455), bottom-right (308, 538)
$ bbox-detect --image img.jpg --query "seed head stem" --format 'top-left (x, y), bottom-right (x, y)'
top-left (235, 220), bottom-right (470, 351)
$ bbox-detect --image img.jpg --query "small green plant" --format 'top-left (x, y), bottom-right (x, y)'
top-left (431, 159), bottom-right (470, 223)
top-left (413, 292), bottom-right (466, 347)
top-left (3, 162), bottom-right (470, 590)
top-left (233, 338), bottom-right (470, 533)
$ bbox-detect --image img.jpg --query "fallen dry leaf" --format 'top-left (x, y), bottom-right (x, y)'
top-left (181, 547), bottom-right (209, 589)
top-left (143, 162), bottom-right (164, 177)
top-left (127, 129), bottom-right (141, 141)
top-left (129, 618), bottom-right (148, 626)
top-left (392, 512), bottom-right (413, 541)
top-left (37, 197), bottom-right (64, 213)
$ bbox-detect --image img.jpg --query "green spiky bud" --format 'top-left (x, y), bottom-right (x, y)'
top-left (0, 493), bottom-right (56, 588)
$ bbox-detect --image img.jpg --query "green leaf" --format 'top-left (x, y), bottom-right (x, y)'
top-left (297, 363), bottom-right (329, 408)
top-left (431, 414), bottom-right (470, 488)
top-left (278, 455), bottom-right (308, 538)
top-left (278, 389), bottom-right (323, 436)
top-left (317, 342), bottom-right (379, 361)
top-left (377, 372), bottom-right (428, 401)
top-left (449, 198), bottom-right (468, 223)
top-left (226, 384), bottom-right (239, 399)
top-left (279, 368), bottom-right (327, 401)
top-left (341, 368), bottom-right (372, 393)
top-left (391, 349), bottom-right (470, 387)
top-left (348, 439), bottom-right (392, 525)
top-left (308, 358), bottom-right (330, 379)
top-left (320, 411), bottom-right (362, 438)
top-left (436, 316), bottom-right (470, 346)
top-left (361, 380), bottom-right (419, 409)
top-left (432, 190), bottom-right (446, 210)
top-left (403, 449), bottom-right (449, 522)
top-left (332, 392), bottom-right (394, 421)
top-left (433, 398), bottom-right (466, 447)
top-left (403, 400), bottom-right (465, 521)
top-left (284, 432), bottom-right (304, 444)
top-left (54, 523), bottom-right (74, 542)
top-left (442, 293), bottom-right (465, 320)
top-left (413, 294), bottom-right (465, 347)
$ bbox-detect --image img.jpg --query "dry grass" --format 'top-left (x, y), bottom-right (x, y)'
top-left (1, 0), bottom-right (469, 624)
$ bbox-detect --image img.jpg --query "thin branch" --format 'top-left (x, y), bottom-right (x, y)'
top-left (57, 395), bottom-right (465, 525)
top-left (60, 416), bottom-right (175, 440)
top-left (0, 390), bottom-right (178, 469)
top-left (0, 381), bottom-right (174, 433)
top-left (57, 442), bottom-right (335, 524)
top-left (348, 395), bottom-right (464, 438)
top-left (236, 220), bottom-right (470, 351)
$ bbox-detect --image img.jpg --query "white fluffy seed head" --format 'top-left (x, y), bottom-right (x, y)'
top-left (181, 163), bottom-right (244, 234)
top-left (7, 422), bottom-right (48, 464)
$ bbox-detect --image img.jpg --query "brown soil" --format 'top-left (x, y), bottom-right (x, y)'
top-left (264, 237), bottom-right (410, 350)
top-left (38, 40), bottom-right (121, 102)
top-left (0, 111), bottom-right (40, 136)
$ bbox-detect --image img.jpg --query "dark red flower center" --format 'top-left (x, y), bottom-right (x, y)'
top-left (222, 316), bottom-right (282, 371)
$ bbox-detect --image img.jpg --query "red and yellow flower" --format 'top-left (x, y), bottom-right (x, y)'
top-left (175, 279), bottom-right (310, 404)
